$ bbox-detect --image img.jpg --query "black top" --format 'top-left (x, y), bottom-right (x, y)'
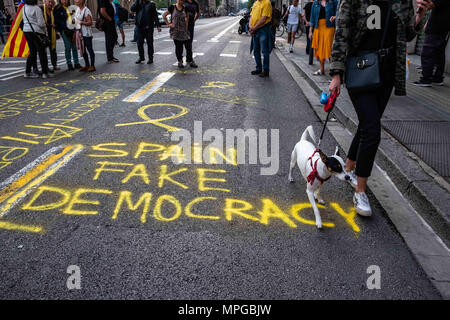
top-left (53, 5), bottom-right (68, 32)
top-left (98, 0), bottom-right (115, 21)
top-left (425, 0), bottom-right (450, 35)
top-left (318, 4), bottom-right (325, 19)
top-left (358, 1), bottom-right (397, 51)
top-left (183, 0), bottom-right (199, 25)
top-left (168, 4), bottom-right (184, 14)
top-left (303, 2), bottom-right (312, 22)
top-left (131, 0), bottom-right (160, 29)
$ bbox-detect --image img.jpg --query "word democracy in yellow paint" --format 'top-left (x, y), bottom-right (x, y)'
top-left (21, 185), bottom-right (360, 232)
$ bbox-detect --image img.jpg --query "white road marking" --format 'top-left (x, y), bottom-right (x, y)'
top-left (154, 51), bottom-right (172, 55)
top-left (229, 40), bottom-right (241, 43)
top-left (208, 19), bottom-right (240, 42)
top-left (122, 72), bottom-right (175, 103)
top-left (172, 52), bottom-right (204, 65)
top-left (220, 53), bottom-right (237, 57)
top-left (0, 60), bottom-right (66, 81)
top-left (120, 51), bottom-right (139, 54)
top-left (0, 67), bottom-right (23, 71)
top-left (0, 60), bottom-right (27, 64)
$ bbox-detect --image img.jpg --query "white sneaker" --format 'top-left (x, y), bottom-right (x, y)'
top-left (345, 170), bottom-right (357, 188)
top-left (24, 72), bottom-right (39, 79)
top-left (353, 192), bottom-right (372, 216)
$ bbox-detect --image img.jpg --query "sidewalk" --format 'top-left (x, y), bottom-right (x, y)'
top-left (276, 36), bottom-right (450, 298)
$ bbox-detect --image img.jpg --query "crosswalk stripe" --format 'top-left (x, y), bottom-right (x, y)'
top-left (220, 53), bottom-right (237, 57)
top-left (122, 72), bottom-right (175, 103)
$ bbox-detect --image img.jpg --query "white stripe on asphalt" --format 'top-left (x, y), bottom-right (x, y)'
top-left (0, 60), bottom-right (66, 81)
top-left (208, 19), bottom-right (240, 42)
top-left (120, 51), bottom-right (139, 54)
top-left (229, 40), bottom-right (241, 43)
top-left (172, 53), bottom-right (204, 66)
top-left (154, 51), bottom-right (172, 55)
top-left (122, 72), bottom-right (175, 103)
top-left (220, 53), bottom-right (237, 57)
top-left (0, 67), bottom-right (23, 71)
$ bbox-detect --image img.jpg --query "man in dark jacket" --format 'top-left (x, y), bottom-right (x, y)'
top-left (54, 0), bottom-right (80, 70)
top-left (414, 0), bottom-right (450, 87)
top-left (131, 0), bottom-right (161, 64)
top-left (98, 0), bottom-right (119, 63)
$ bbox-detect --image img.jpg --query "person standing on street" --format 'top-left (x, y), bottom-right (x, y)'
top-left (328, 0), bottom-right (434, 216)
top-left (42, 0), bottom-right (60, 72)
top-left (0, 10), bottom-right (6, 44)
top-left (113, 0), bottom-right (126, 47)
top-left (309, 0), bottom-right (338, 75)
top-left (131, 0), bottom-right (161, 64)
top-left (271, 2), bottom-right (281, 48)
top-left (303, 0), bottom-right (313, 55)
top-left (282, 0), bottom-right (302, 53)
top-left (23, 0), bottom-right (50, 78)
top-left (413, 0), bottom-right (450, 87)
top-left (249, 0), bottom-right (272, 78)
top-left (54, 0), bottom-right (81, 70)
top-left (183, 0), bottom-right (199, 45)
top-left (75, 0), bottom-right (95, 72)
top-left (98, 0), bottom-right (119, 63)
top-left (163, 0), bottom-right (198, 68)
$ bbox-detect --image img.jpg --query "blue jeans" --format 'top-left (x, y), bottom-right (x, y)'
top-left (61, 30), bottom-right (79, 66)
top-left (252, 24), bottom-right (271, 72)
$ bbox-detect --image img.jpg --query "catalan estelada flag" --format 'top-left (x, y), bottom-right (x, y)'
top-left (1, 3), bottom-right (29, 59)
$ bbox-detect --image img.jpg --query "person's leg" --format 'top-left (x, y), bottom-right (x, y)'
top-left (291, 25), bottom-right (297, 45)
top-left (119, 22), bottom-right (125, 45)
top-left (319, 59), bottom-right (325, 74)
top-left (432, 34), bottom-right (447, 83)
top-left (420, 33), bottom-right (435, 83)
top-left (0, 23), bottom-right (5, 44)
top-left (37, 39), bottom-right (49, 74)
top-left (174, 40), bottom-right (183, 62)
top-left (305, 26), bottom-right (311, 54)
top-left (87, 37), bottom-right (95, 66)
top-left (132, 25), bottom-right (137, 42)
top-left (253, 32), bottom-right (262, 72)
top-left (70, 34), bottom-right (80, 67)
top-left (50, 46), bottom-right (57, 68)
top-left (260, 27), bottom-right (270, 73)
top-left (61, 31), bottom-right (72, 66)
top-left (185, 39), bottom-right (193, 62)
top-left (24, 33), bottom-right (37, 74)
top-left (82, 36), bottom-right (91, 67)
top-left (137, 28), bottom-right (145, 60)
top-left (188, 23), bottom-right (194, 45)
top-left (145, 29), bottom-right (154, 61)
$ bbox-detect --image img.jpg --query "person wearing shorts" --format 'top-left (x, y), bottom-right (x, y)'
top-left (113, 0), bottom-right (125, 46)
top-left (283, 0), bottom-right (302, 53)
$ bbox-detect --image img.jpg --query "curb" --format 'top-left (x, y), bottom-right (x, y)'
top-left (274, 45), bottom-right (450, 299)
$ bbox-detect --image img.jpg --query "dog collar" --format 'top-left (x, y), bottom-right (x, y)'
top-left (307, 149), bottom-right (331, 185)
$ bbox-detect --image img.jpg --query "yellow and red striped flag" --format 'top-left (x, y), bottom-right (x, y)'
top-left (1, 3), bottom-right (29, 59)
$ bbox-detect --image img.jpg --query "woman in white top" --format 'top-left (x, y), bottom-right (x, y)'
top-left (22, 0), bottom-right (50, 78)
top-left (74, 0), bottom-right (95, 72)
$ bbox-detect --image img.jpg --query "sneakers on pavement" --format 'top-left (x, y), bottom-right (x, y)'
top-left (353, 192), bottom-right (372, 217)
top-left (42, 73), bottom-right (53, 79)
top-left (432, 78), bottom-right (444, 86)
top-left (68, 64), bottom-right (74, 71)
top-left (259, 70), bottom-right (269, 78)
top-left (251, 69), bottom-right (262, 75)
top-left (24, 72), bottom-right (39, 79)
top-left (413, 79), bottom-right (432, 87)
top-left (178, 62), bottom-right (184, 68)
top-left (345, 170), bottom-right (358, 189)
top-left (135, 58), bottom-right (144, 64)
top-left (189, 61), bottom-right (198, 68)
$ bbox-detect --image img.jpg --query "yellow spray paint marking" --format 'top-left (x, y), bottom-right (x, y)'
top-left (290, 203), bottom-right (335, 228)
top-left (115, 104), bottom-right (188, 132)
top-left (330, 202), bottom-right (360, 232)
top-left (0, 221), bottom-right (43, 233)
top-left (123, 72), bottom-right (175, 103)
top-left (0, 144), bottom-right (83, 215)
top-left (0, 145), bottom-right (75, 205)
top-left (201, 81), bottom-right (235, 89)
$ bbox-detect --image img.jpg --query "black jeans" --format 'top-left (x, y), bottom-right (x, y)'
top-left (421, 33), bottom-right (448, 82)
top-left (305, 26), bottom-right (311, 54)
top-left (137, 27), bottom-right (154, 60)
top-left (104, 21), bottom-right (118, 61)
top-left (174, 39), bottom-right (192, 62)
top-left (347, 56), bottom-right (395, 178)
top-left (24, 32), bottom-right (49, 74)
top-left (188, 22), bottom-right (195, 44)
top-left (82, 36), bottom-right (95, 67)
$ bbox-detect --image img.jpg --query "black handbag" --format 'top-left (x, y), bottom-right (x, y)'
top-left (23, 6), bottom-right (50, 47)
top-left (345, 2), bottom-right (392, 91)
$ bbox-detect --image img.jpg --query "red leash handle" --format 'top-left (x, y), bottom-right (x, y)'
top-left (324, 91), bottom-right (338, 113)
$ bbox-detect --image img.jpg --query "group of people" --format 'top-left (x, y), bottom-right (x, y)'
top-left (20, 0), bottom-right (201, 78)
top-left (249, 0), bottom-right (440, 215)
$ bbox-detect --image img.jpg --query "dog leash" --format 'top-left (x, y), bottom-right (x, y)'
top-left (317, 91), bottom-right (338, 148)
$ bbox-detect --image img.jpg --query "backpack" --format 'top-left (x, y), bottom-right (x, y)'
top-left (118, 6), bottom-right (128, 22)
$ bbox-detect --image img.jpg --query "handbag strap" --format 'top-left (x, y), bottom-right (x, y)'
top-left (379, 2), bottom-right (392, 51)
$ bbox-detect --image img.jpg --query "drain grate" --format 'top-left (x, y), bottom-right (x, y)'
top-left (382, 120), bottom-right (450, 178)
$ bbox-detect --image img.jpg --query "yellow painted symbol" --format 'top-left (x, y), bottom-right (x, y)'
top-left (201, 81), bottom-right (235, 89)
top-left (115, 104), bottom-right (188, 132)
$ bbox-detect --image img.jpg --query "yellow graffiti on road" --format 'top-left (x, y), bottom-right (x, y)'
top-left (156, 88), bottom-right (258, 106)
top-left (89, 73), bottom-right (139, 80)
top-left (115, 104), bottom-right (188, 132)
top-left (201, 81), bottom-right (235, 89)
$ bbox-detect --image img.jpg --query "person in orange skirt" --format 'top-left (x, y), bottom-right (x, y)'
top-left (309, 0), bottom-right (338, 75)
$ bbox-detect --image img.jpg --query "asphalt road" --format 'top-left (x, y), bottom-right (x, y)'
top-left (0, 17), bottom-right (441, 299)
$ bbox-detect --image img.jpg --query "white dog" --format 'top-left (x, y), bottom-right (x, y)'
top-left (288, 125), bottom-right (348, 228)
